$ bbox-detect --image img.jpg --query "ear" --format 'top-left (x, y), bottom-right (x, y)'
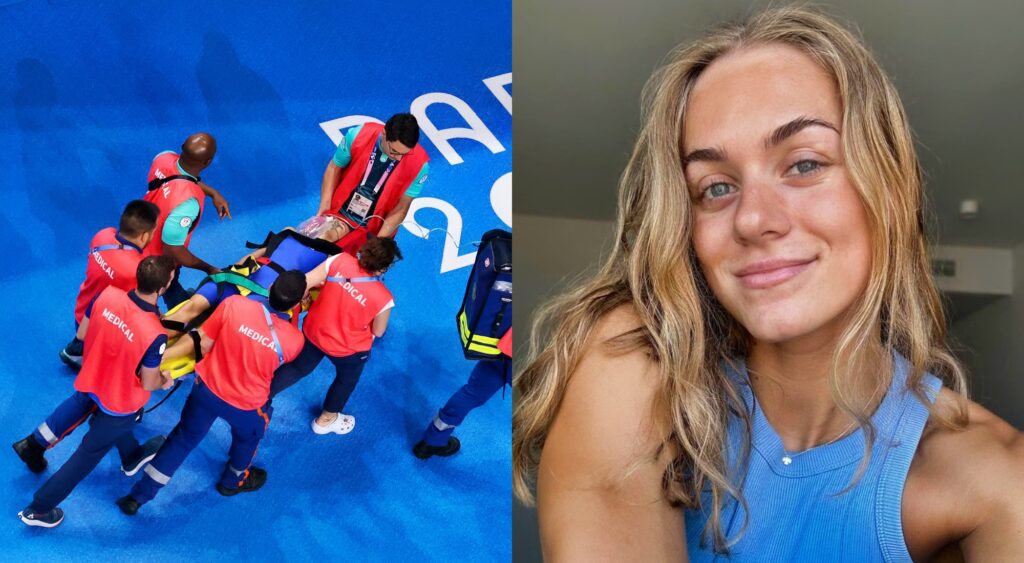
top-left (160, 276), bottom-right (174, 296)
top-left (141, 230), bottom-right (154, 249)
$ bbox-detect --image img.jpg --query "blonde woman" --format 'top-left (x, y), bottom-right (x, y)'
top-left (513, 7), bottom-right (1024, 561)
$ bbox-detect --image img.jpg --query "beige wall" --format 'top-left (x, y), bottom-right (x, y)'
top-left (516, 214), bottom-right (617, 337)
top-left (950, 240), bottom-right (1023, 429)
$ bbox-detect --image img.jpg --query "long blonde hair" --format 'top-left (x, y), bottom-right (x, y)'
top-left (513, 5), bottom-right (968, 553)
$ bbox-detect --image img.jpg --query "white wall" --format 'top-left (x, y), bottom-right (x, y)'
top-left (933, 245), bottom-right (1013, 295)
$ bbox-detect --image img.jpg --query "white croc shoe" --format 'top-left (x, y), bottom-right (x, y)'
top-left (311, 414), bottom-right (355, 435)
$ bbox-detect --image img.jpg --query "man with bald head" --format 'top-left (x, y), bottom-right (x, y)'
top-left (144, 133), bottom-right (228, 308)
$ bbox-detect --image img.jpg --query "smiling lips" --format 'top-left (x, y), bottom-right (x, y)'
top-left (735, 258), bottom-right (816, 289)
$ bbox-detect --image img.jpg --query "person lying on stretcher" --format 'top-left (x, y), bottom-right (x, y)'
top-left (161, 215), bottom-right (346, 338)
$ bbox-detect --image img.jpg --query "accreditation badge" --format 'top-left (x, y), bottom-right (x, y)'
top-left (347, 191), bottom-right (374, 220)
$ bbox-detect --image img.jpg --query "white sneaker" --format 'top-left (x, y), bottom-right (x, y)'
top-left (311, 414), bottom-right (355, 435)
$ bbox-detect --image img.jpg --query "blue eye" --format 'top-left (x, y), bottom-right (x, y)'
top-left (791, 159), bottom-right (821, 175)
top-left (702, 182), bottom-right (736, 200)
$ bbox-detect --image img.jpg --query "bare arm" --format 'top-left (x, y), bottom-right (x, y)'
top-left (165, 244), bottom-right (220, 275)
top-left (161, 295), bottom-right (211, 338)
top-left (371, 307), bottom-right (391, 337)
top-left (305, 258), bottom-right (330, 291)
top-left (904, 392), bottom-right (1024, 561)
top-left (958, 417), bottom-right (1024, 560)
top-left (377, 195), bottom-right (413, 238)
top-left (318, 162), bottom-right (342, 215)
top-left (236, 246), bottom-right (266, 265)
top-left (138, 366), bottom-right (170, 391)
top-left (198, 181), bottom-right (232, 220)
top-left (163, 328), bottom-right (214, 362)
top-left (537, 307), bottom-right (686, 562)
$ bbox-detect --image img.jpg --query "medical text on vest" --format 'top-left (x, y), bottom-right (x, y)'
top-left (238, 324), bottom-right (278, 353)
top-left (101, 308), bottom-right (135, 342)
top-left (92, 250), bottom-right (116, 280)
top-left (341, 281), bottom-right (368, 307)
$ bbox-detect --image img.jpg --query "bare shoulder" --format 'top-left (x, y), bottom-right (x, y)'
top-left (541, 303), bottom-right (664, 487)
top-left (537, 304), bottom-right (684, 561)
top-left (915, 389), bottom-right (1024, 495)
top-left (590, 302), bottom-right (648, 347)
top-left (904, 388), bottom-right (1024, 558)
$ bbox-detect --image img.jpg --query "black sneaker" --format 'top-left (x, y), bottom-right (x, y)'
top-left (115, 495), bottom-right (141, 516)
top-left (18, 506), bottom-right (64, 528)
top-left (58, 348), bottom-right (83, 371)
top-left (412, 437), bottom-right (461, 459)
top-left (216, 467), bottom-right (267, 496)
top-left (12, 435), bottom-right (47, 473)
top-left (121, 435), bottom-right (166, 477)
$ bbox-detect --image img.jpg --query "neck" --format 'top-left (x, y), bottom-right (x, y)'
top-left (746, 325), bottom-right (886, 452)
top-left (124, 234), bottom-right (146, 249)
top-left (136, 291), bottom-right (161, 307)
top-left (179, 159), bottom-right (202, 177)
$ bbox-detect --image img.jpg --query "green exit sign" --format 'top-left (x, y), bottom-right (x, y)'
top-left (931, 259), bottom-right (957, 277)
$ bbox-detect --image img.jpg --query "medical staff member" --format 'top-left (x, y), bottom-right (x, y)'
top-left (117, 271), bottom-right (307, 514)
top-left (12, 256), bottom-right (175, 528)
top-left (413, 329), bottom-right (512, 459)
top-left (144, 132), bottom-right (223, 308)
top-left (149, 132), bottom-right (233, 220)
top-left (60, 200), bottom-right (160, 369)
top-left (317, 113), bottom-right (429, 254)
top-left (269, 237), bottom-right (400, 435)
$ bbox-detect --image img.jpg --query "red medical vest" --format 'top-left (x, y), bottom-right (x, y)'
top-left (328, 122), bottom-right (428, 253)
top-left (148, 152), bottom-right (189, 184)
top-left (497, 329), bottom-right (512, 358)
top-left (195, 296), bottom-right (305, 411)
top-left (73, 228), bottom-right (144, 323)
top-left (303, 253), bottom-right (393, 357)
top-left (143, 152), bottom-right (205, 257)
top-left (74, 288), bottom-right (164, 414)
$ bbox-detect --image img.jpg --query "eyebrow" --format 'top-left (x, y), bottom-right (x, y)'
top-left (765, 116), bottom-right (838, 149)
top-left (682, 116), bottom-right (839, 169)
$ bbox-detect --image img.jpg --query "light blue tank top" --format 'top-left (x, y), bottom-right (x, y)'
top-left (684, 354), bottom-right (942, 562)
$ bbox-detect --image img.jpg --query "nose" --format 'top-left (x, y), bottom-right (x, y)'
top-left (732, 179), bottom-right (791, 244)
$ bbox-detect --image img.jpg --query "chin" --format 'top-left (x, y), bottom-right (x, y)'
top-left (737, 306), bottom-right (825, 345)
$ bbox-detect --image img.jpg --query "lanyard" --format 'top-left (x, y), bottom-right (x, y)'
top-left (361, 135), bottom-right (398, 195)
top-left (90, 243), bottom-right (124, 253)
top-left (261, 305), bottom-right (284, 366)
top-left (327, 275), bottom-right (383, 284)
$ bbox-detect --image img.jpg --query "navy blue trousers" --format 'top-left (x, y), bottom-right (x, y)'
top-left (269, 338), bottom-right (368, 413)
top-left (421, 358), bottom-right (509, 447)
top-left (130, 379), bottom-right (270, 503)
top-left (29, 392), bottom-right (141, 512)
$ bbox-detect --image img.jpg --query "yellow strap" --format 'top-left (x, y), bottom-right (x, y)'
top-left (160, 356), bottom-right (196, 379)
top-left (164, 299), bottom-right (190, 317)
top-left (458, 312), bottom-right (501, 355)
top-left (458, 312), bottom-right (499, 345)
top-left (467, 342), bottom-right (501, 356)
top-left (158, 335), bottom-right (197, 379)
